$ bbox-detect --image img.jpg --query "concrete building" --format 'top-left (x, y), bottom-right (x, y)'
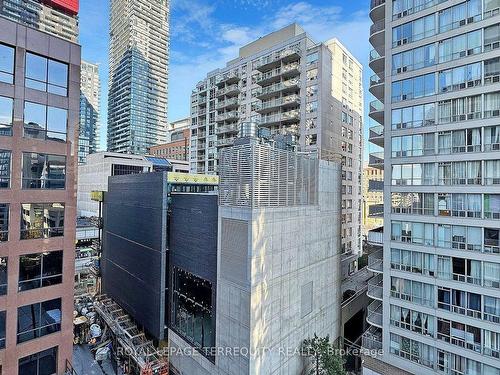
top-left (149, 117), bottom-right (190, 161)
top-left (0, 0), bottom-right (78, 42)
top-left (363, 0), bottom-right (500, 374)
top-left (79, 60), bottom-right (101, 164)
top-left (107, 0), bottom-right (170, 154)
top-left (77, 152), bottom-right (190, 217)
top-left (169, 138), bottom-right (342, 375)
top-left (190, 24), bottom-right (363, 277)
top-left (0, 14), bottom-right (80, 375)
top-left (362, 165), bottom-right (383, 237)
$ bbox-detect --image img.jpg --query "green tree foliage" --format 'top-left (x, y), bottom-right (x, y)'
top-left (302, 334), bottom-right (347, 375)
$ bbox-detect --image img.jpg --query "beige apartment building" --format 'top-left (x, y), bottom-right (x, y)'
top-left (190, 24), bottom-right (364, 276)
top-left (362, 165), bottom-right (384, 236)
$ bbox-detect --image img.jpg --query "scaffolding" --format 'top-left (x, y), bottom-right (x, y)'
top-left (93, 295), bottom-right (168, 375)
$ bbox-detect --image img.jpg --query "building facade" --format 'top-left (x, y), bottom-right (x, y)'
top-left (79, 60), bottom-right (100, 164)
top-left (189, 24), bottom-right (363, 276)
top-left (0, 15), bottom-right (80, 374)
top-left (107, 0), bottom-right (170, 154)
top-left (364, 0), bottom-right (500, 374)
top-left (148, 117), bottom-right (190, 161)
top-left (0, 0), bottom-right (78, 42)
top-left (362, 165), bottom-right (384, 237)
top-left (169, 140), bottom-right (342, 375)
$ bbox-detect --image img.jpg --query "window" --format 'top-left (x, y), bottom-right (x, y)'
top-left (485, 160), bottom-right (500, 184)
top-left (485, 92), bottom-right (500, 118)
top-left (439, 62), bottom-right (481, 93)
top-left (0, 150), bottom-right (11, 188)
top-left (390, 305), bottom-right (434, 337)
top-left (0, 43), bottom-right (14, 84)
top-left (172, 267), bottom-right (214, 352)
top-left (17, 298), bottom-right (61, 343)
top-left (392, 103), bottom-right (435, 129)
top-left (390, 248), bottom-right (435, 276)
top-left (22, 153), bottom-right (66, 189)
top-left (392, 73), bottom-right (435, 102)
top-left (306, 101), bottom-right (318, 113)
top-left (390, 334), bottom-right (434, 368)
top-left (392, 0), bottom-right (440, 20)
top-left (18, 346), bottom-right (58, 375)
top-left (485, 57), bottom-right (500, 84)
top-left (20, 203), bottom-right (64, 240)
top-left (484, 194), bottom-right (500, 219)
top-left (392, 44), bottom-right (435, 74)
top-left (0, 204), bottom-right (8, 242)
top-left (439, 30), bottom-right (481, 63)
top-left (391, 221), bottom-right (434, 246)
top-left (0, 310), bottom-right (4, 349)
top-left (392, 134), bottom-right (434, 157)
top-left (0, 257), bottom-right (6, 295)
top-left (306, 68), bottom-right (318, 81)
top-left (25, 52), bottom-right (68, 96)
top-left (111, 164), bottom-right (146, 176)
top-left (391, 192), bottom-right (434, 215)
top-left (438, 161), bottom-right (481, 185)
top-left (306, 52), bottom-right (319, 65)
top-left (484, 0), bottom-right (500, 18)
top-left (439, 0), bottom-right (482, 33)
top-left (392, 163), bottom-right (435, 185)
top-left (438, 94), bottom-right (481, 123)
top-left (0, 96), bottom-right (13, 136)
top-left (392, 14), bottom-right (435, 47)
top-left (19, 251), bottom-right (63, 291)
top-left (390, 277), bottom-right (434, 306)
top-left (484, 23), bottom-right (500, 51)
top-left (24, 102), bottom-right (67, 142)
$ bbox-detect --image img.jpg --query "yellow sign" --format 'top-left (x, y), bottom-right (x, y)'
top-left (90, 191), bottom-right (104, 202)
top-left (167, 172), bottom-right (219, 185)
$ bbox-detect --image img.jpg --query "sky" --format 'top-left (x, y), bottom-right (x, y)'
top-left (79, 0), bottom-right (372, 153)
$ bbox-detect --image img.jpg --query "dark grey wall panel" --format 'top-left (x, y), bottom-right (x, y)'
top-left (169, 194), bottom-right (218, 284)
top-left (102, 172), bottom-right (168, 340)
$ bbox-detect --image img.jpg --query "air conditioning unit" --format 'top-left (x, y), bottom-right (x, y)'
top-left (459, 19), bottom-right (466, 26)
top-left (460, 51), bottom-right (466, 57)
top-left (467, 17), bottom-right (474, 23)
top-left (402, 66), bottom-right (408, 72)
top-left (397, 67), bottom-right (402, 73)
top-left (493, 109), bottom-right (500, 117)
top-left (493, 41), bottom-right (500, 50)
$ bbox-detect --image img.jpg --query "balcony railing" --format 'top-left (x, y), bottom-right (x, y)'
top-left (260, 110), bottom-right (300, 126)
top-left (256, 79), bottom-right (300, 97)
top-left (370, 73), bottom-right (384, 87)
top-left (255, 95), bottom-right (300, 111)
top-left (367, 300), bottom-right (383, 327)
top-left (217, 84), bottom-right (240, 96)
top-left (370, 19), bottom-right (385, 35)
top-left (362, 326), bottom-right (383, 351)
top-left (217, 123), bottom-right (239, 134)
top-left (367, 274), bottom-right (383, 300)
top-left (369, 49), bottom-right (384, 62)
top-left (254, 47), bottom-right (302, 70)
top-left (369, 125), bottom-right (384, 138)
top-left (367, 250), bottom-right (383, 273)
top-left (217, 138), bottom-right (235, 147)
top-left (369, 152), bottom-right (384, 166)
top-left (369, 99), bottom-right (383, 113)
top-left (367, 227), bottom-right (383, 246)
top-left (216, 111), bottom-right (239, 122)
top-left (216, 97), bottom-right (239, 109)
top-left (370, 0), bottom-right (385, 10)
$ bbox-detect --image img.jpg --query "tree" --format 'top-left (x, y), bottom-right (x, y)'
top-left (302, 334), bottom-right (347, 375)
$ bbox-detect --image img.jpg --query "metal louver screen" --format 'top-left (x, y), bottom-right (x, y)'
top-left (220, 218), bottom-right (249, 287)
top-left (219, 143), bottom-right (319, 208)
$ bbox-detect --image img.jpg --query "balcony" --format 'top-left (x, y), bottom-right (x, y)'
top-left (254, 47), bottom-right (302, 72)
top-left (369, 125), bottom-right (384, 147)
top-left (369, 99), bottom-right (384, 125)
top-left (217, 84), bottom-right (240, 97)
top-left (369, 73), bottom-right (384, 101)
top-left (367, 249), bottom-right (383, 274)
top-left (217, 123), bottom-right (239, 135)
top-left (216, 97), bottom-right (239, 110)
top-left (217, 137), bottom-right (235, 147)
top-left (216, 71), bottom-right (240, 86)
top-left (362, 326), bottom-right (382, 351)
top-left (255, 95), bottom-right (300, 113)
top-left (367, 274), bottom-right (383, 301)
top-left (260, 109), bottom-right (300, 127)
top-left (369, 49), bottom-right (385, 75)
top-left (370, 0), bottom-right (385, 21)
top-left (367, 300), bottom-right (383, 328)
top-left (367, 227), bottom-right (383, 246)
top-left (256, 79), bottom-right (300, 100)
top-left (216, 111), bottom-right (239, 122)
top-left (197, 142), bottom-right (206, 150)
top-left (369, 152), bottom-right (384, 169)
top-left (369, 19), bottom-right (385, 52)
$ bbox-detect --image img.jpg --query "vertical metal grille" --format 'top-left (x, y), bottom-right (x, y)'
top-left (219, 143), bottom-right (319, 207)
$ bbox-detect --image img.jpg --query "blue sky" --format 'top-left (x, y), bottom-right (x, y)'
top-left (79, 0), bottom-right (372, 152)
